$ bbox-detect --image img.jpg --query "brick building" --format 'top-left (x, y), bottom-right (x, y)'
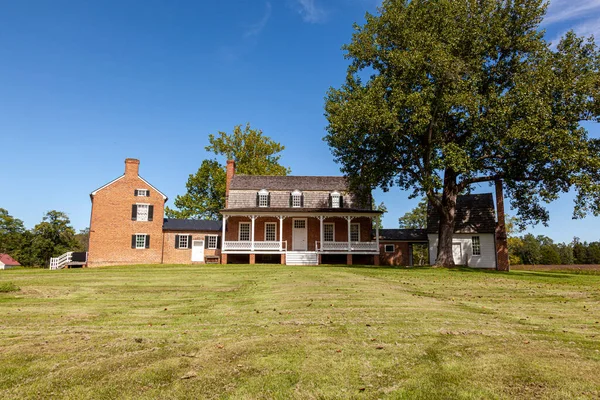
top-left (87, 159), bottom-right (222, 267)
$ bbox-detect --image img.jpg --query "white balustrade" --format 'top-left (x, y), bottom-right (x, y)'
top-left (223, 241), bottom-right (287, 252)
top-left (316, 241), bottom-right (378, 252)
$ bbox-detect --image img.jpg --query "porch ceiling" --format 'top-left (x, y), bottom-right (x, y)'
top-left (221, 207), bottom-right (382, 218)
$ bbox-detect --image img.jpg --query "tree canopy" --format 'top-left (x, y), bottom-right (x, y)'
top-left (324, 0), bottom-right (600, 266)
top-left (167, 124), bottom-right (290, 220)
top-left (398, 199), bottom-right (427, 229)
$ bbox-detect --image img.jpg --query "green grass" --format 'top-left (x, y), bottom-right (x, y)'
top-left (1, 264), bottom-right (599, 399)
top-left (0, 282), bottom-right (19, 293)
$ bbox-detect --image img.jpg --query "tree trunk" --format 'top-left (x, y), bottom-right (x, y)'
top-left (435, 168), bottom-right (458, 267)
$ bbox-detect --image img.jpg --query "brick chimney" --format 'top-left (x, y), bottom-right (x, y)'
top-left (495, 179), bottom-right (510, 271)
top-left (225, 160), bottom-right (235, 208)
top-left (125, 158), bottom-right (140, 177)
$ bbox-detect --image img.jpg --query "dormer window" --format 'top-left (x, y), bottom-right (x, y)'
top-left (257, 189), bottom-right (270, 208)
top-left (330, 191), bottom-right (342, 208)
top-left (291, 190), bottom-right (303, 208)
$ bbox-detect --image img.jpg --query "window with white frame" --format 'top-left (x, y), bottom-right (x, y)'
top-left (239, 222), bottom-right (251, 241)
top-left (293, 219), bottom-right (306, 229)
top-left (385, 244), bottom-right (395, 253)
top-left (178, 235), bottom-right (189, 249)
top-left (207, 235), bottom-right (218, 249)
top-left (136, 204), bottom-right (149, 221)
top-left (331, 191), bottom-right (341, 208)
top-left (265, 222), bottom-right (276, 241)
top-left (351, 223), bottom-right (360, 242)
top-left (472, 236), bottom-right (481, 256)
top-left (324, 223), bottom-right (334, 242)
top-left (136, 189), bottom-right (149, 197)
top-left (135, 234), bottom-right (147, 249)
top-left (292, 190), bottom-right (302, 207)
top-left (258, 189), bottom-right (269, 207)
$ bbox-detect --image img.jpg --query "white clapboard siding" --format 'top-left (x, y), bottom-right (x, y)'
top-left (428, 233), bottom-right (496, 269)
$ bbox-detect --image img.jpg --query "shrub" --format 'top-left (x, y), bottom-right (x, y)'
top-left (0, 282), bottom-right (20, 293)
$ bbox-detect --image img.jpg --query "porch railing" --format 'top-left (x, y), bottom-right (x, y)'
top-left (223, 241), bottom-right (287, 252)
top-left (316, 241), bottom-right (379, 252)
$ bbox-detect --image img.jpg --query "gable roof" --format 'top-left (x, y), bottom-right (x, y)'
top-left (163, 219), bottom-right (222, 232)
top-left (0, 254), bottom-right (21, 266)
top-left (378, 229), bottom-right (428, 241)
top-left (229, 175), bottom-right (349, 191)
top-left (427, 194), bottom-right (496, 234)
top-left (90, 175), bottom-right (168, 200)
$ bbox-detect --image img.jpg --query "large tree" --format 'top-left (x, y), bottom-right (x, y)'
top-left (167, 124), bottom-right (290, 219)
top-left (324, 0), bottom-right (600, 266)
top-left (31, 210), bottom-right (81, 267)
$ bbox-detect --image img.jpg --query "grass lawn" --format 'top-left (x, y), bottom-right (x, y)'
top-left (1, 265), bottom-right (599, 399)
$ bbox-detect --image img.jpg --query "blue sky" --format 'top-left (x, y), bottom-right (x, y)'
top-left (1, 0), bottom-right (599, 243)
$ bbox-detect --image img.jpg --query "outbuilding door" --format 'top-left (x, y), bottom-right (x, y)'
top-left (192, 240), bottom-right (205, 262)
top-left (292, 219), bottom-right (307, 251)
top-left (452, 242), bottom-right (466, 265)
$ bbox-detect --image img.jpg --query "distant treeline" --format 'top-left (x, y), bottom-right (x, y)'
top-left (0, 208), bottom-right (88, 267)
top-left (509, 234), bottom-right (599, 265)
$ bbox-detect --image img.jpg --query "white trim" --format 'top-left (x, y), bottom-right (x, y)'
top-left (323, 222), bottom-right (335, 242)
top-left (384, 244), bottom-right (395, 253)
top-left (135, 203), bottom-right (150, 222)
top-left (292, 218), bottom-right (308, 251)
top-left (258, 189), bottom-right (269, 208)
top-left (136, 189), bottom-right (149, 196)
top-left (178, 235), bottom-right (189, 249)
top-left (206, 235), bottom-right (218, 249)
top-left (135, 233), bottom-right (147, 249)
top-left (264, 222), bottom-right (277, 241)
top-left (90, 174), bottom-right (168, 200)
top-left (221, 211), bottom-right (381, 218)
top-left (291, 190), bottom-right (302, 208)
top-left (239, 222), bottom-right (251, 241)
top-left (331, 191), bottom-right (341, 208)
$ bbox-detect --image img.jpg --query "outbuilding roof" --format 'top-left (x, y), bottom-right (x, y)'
top-left (427, 194), bottom-right (496, 234)
top-left (162, 219), bottom-right (222, 232)
top-left (229, 175), bottom-right (349, 191)
top-left (378, 229), bottom-right (428, 241)
top-left (0, 254), bottom-right (21, 266)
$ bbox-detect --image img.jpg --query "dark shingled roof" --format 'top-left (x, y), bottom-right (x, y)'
top-left (163, 219), bottom-right (222, 232)
top-left (221, 207), bottom-right (382, 214)
top-left (229, 175), bottom-right (348, 191)
top-left (427, 194), bottom-right (496, 234)
top-left (378, 229), bottom-right (428, 241)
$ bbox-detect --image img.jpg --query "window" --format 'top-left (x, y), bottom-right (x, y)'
top-left (472, 236), bottom-right (481, 256)
top-left (258, 189), bottom-right (269, 208)
top-left (179, 235), bottom-right (189, 249)
top-left (239, 222), bottom-right (250, 241)
top-left (294, 219), bottom-right (306, 229)
top-left (351, 223), bottom-right (360, 242)
top-left (331, 191), bottom-right (341, 208)
top-left (324, 223), bottom-right (334, 242)
top-left (265, 222), bottom-right (277, 241)
top-left (135, 234), bottom-right (147, 249)
top-left (385, 244), bottom-right (395, 253)
top-left (291, 190), bottom-right (302, 207)
top-left (207, 235), bottom-right (218, 249)
top-left (136, 204), bottom-right (149, 221)
top-left (135, 189), bottom-right (149, 197)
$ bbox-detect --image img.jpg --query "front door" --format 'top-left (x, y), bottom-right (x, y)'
top-left (452, 242), bottom-right (465, 265)
top-left (192, 240), bottom-right (205, 262)
top-left (292, 219), bottom-right (307, 251)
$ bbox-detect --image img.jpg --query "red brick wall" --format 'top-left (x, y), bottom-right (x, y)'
top-left (162, 231), bottom-right (221, 264)
top-left (88, 159), bottom-right (165, 267)
top-left (223, 216), bottom-right (373, 252)
top-left (379, 242), bottom-right (410, 266)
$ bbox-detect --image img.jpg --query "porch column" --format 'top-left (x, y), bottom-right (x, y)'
top-left (346, 216), bottom-right (353, 251)
top-left (375, 217), bottom-right (380, 249)
top-left (222, 216), bottom-right (228, 244)
top-left (318, 216), bottom-right (325, 252)
top-left (278, 216), bottom-right (284, 251)
top-left (251, 215), bottom-right (257, 251)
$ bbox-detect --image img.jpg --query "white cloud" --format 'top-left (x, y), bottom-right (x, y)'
top-left (544, 0), bottom-right (600, 24)
top-left (244, 2), bottom-right (272, 38)
top-left (295, 0), bottom-right (328, 23)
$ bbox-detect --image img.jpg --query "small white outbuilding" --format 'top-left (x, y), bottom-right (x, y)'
top-left (0, 253), bottom-right (21, 270)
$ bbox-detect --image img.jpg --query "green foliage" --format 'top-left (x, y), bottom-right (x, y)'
top-left (30, 210), bottom-right (81, 267)
top-left (206, 123), bottom-right (290, 176)
top-left (167, 124), bottom-right (290, 220)
top-left (75, 227), bottom-right (90, 252)
top-left (372, 201), bottom-right (387, 229)
top-left (0, 282), bottom-right (19, 293)
top-left (398, 199), bottom-right (427, 229)
top-left (324, 0), bottom-right (600, 265)
top-left (166, 159), bottom-right (226, 220)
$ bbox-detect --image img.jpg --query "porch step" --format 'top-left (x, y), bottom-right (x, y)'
top-left (286, 251), bottom-right (318, 266)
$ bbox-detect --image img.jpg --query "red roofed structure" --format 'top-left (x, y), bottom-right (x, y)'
top-left (0, 254), bottom-right (21, 269)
